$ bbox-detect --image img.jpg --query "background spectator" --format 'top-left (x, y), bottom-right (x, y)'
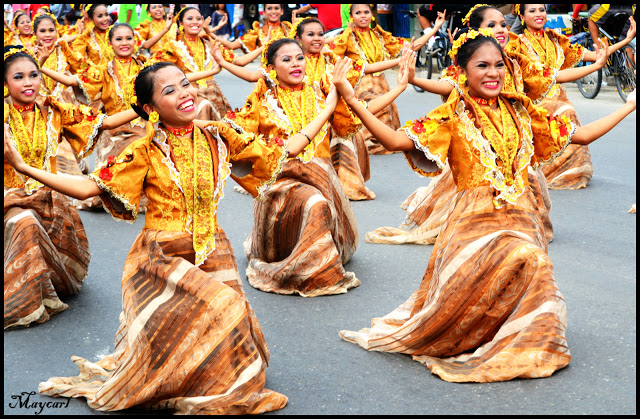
top-left (212, 4), bottom-right (232, 40)
top-left (377, 4), bottom-right (393, 33)
top-left (293, 4), bottom-right (342, 31)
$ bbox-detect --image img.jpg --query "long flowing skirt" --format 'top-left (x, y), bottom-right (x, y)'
top-left (38, 229), bottom-right (288, 414)
top-left (245, 157), bottom-right (361, 297)
top-left (330, 128), bottom-right (376, 200)
top-left (354, 73), bottom-right (400, 155)
top-left (365, 165), bottom-right (554, 245)
top-left (4, 187), bottom-right (90, 329)
top-left (201, 78), bottom-right (232, 119)
top-left (538, 87), bottom-right (593, 189)
top-left (340, 186), bottom-right (570, 383)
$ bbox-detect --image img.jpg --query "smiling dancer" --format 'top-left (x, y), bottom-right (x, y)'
top-left (5, 61), bottom-right (318, 413)
top-left (333, 28), bottom-right (636, 382)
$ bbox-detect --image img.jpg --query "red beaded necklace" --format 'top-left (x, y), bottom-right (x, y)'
top-left (13, 102), bottom-right (35, 112)
top-left (278, 84), bottom-right (304, 92)
top-left (529, 28), bottom-right (544, 37)
top-left (163, 122), bottom-right (194, 136)
top-left (116, 57), bottom-right (132, 64)
top-left (470, 95), bottom-right (497, 107)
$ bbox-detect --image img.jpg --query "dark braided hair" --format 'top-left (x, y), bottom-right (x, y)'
top-left (467, 5), bottom-right (500, 29)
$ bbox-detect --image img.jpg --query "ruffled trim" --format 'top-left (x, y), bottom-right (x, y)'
top-left (256, 139), bottom-right (289, 201)
top-left (401, 125), bottom-right (447, 176)
top-left (88, 172), bottom-right (138, 223)
top-left (537, 121), bottom-right (577, 168)
top-left (534, 67), bottom-right (559, 105)
top-left (456, 98), bottom-right (533, 209)
top-left (222, 116), bottom-right (250, 136)
top-left (77, 112), bottom-right (107, 159)
top-left (72, 74), bottom-right (91, 104)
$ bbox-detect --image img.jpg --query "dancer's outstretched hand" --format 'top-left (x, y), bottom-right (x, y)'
top-left (331, 57), bottom-right (356, 102)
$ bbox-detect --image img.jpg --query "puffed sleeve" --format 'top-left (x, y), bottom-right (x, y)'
top-left (551, 31), bottom-right (585, 70)
top-left (221, 78), bottom-right (267, 135)
top-left (77, 61), bottom-right (108, 103)
top-left (206, 121), bottom-right (287, 199)
top-left (326, 29), bottom-right (351, 57)
top-left (521, 96), bottom-right (576, 167)
top-left (87, 130), bottom-right (152, 222)
top-left (401, 95), bottom-right (455, 178)
top-left (238, 21), bottom-right (261, 53)
top-left (48, 97), bottom-right (107, 158)
top-left (377, 26), bottom-right (405, 59)
top-left (506, 50), bottom-right (557, 102)
top-left (136, 21), bottom-right (151, 40)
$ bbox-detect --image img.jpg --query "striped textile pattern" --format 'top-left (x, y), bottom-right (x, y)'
top-left (353, 73), bottom-right (401, 155)
top-left (38, 229), bottom-right (288, 414)
top-left (341, 186), bottom-right (570, 382)
top-left (538, 87), bottom-right (593, 189)
top-left (245, 157), bottom-right (361, 297)
top-left (366, 166), bottom-right (554, 245)
top-left (4, 187), bottom-right (90, 329)
top-left (330, 127), bottom-right (376, 201)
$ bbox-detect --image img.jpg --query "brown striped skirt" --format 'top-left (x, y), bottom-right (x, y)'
top-left (341, 186), bottom-right (570, 382)
top-left (201, 78), bottom-right (232, 119)
top-left (538, 86), bottom-right (593, 189)
top-left (365, 165), bottom-right (554, 245)
top-left (38, 228), bottom-right (287, 414)
top-left (330, 127), bottom-right (376, 201)
top-left (244, 157), bottom-right (361, 297)
top-left (354, 72), bottom-right (401, 155)
top-left (4, 187), bottom-right (90, 329)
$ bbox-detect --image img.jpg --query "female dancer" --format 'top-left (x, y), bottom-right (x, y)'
top-left (70, 4), bottom-right (117, 67)
top-left (507, 4), bottom-right (636, 189)
top-left (31, 13), bottom-right (88, 103)
top-left (5, 10), bottom-right (36, 50)
top-left (135, 4), bottom-right (175, 56)
top-left (365, 4), bottom-right (609, 245)
top-left (158, 6), bottom-right (262, 120)
top-left (222, 38), bottom-right (399, 296)
top-left (328, 4), bottom-right (409, 155)
top-left (5, 61), bottom-right (316, 413)
top-left (333, 29), bottom-right (636, 382)
top-left (3, 46), bottom-right (135, 329)
top-left (215, 4), bottom-right (291, 54)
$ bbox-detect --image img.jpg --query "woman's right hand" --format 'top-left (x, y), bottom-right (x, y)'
top-left (35, 40), bottom-right (54, 67)
top-left (210, 40), bottom-right (224, 64)
top-left (332, 57), bottom-right (357, 103)
top-left (4, 124), bottom-right (27, 173)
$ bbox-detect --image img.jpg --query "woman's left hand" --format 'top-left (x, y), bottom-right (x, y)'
top-left (624, 17), bottom-right (636, 43)
top-left (332, 57), bottom-right (356, 102)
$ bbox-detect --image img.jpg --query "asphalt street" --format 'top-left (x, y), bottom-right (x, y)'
top-left (4, 62), bottom-right (637, 415)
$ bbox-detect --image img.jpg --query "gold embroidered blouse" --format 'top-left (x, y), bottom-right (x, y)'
top-left (39, 39), bottom-right (89, 101)
top-left (328, 26), bottom-right (405, 69)
top-left (135, 20), bottom-right (177, 54)
top-left (223, 78), bottom-right (362, 163)
top-left (238, 21), bottom-right (292, 53)
top-left (505, 29), bottom-right (586, 100)
top-left (89, 121), bottom-right (288, 265)
top-left (4, 98), bottom-right (106, 194)
top-left (401, 89), bottom-right (575, 208)
top-left (70, 28), bottom-right (115, 67)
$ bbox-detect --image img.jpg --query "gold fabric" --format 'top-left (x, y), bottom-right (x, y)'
top-left (401, 90), bottom-right (574, 208)
top-left (4, 97), bottom-right (106, 193)
top-left (223, 78), bottom-right (361, 162)
top-left (505, 29), bottom-right (585, 99)
top-left (328, 26), bottom-right (405, 67)
top-left (81, 57), bottom-right (146, 114)
top-left (135, 20), bottom-right (177, 54)
top-left (89, 121), bottom-right (287, 263)
top-left (238, 21), bottom-right (292, 53)
top-left (70, 28), bottom-right (114, 67)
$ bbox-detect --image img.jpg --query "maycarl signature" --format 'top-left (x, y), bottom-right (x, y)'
top-left (8, 391), bottom-right (70, 415)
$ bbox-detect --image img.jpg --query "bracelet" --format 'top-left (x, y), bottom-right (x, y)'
top-left (298, 131), bottom-right (312, 144)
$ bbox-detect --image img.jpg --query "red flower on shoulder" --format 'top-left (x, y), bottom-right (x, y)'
top-left (272, 136), bottom-right (284, 146)
top-left (543, 67), bottom-right (551, 78)
top-left (558, 123), bottom-right (569, 137)
top-left (226, 110), bottom-right (236, 119)
top-left (106, 155), bottom-right (116, 167)
top-left (328, 41), bottom-right (336, 50)
top-left (99, 167), bottom-right (113, 181)
top-left (412, 118), bottom-right (428, 134)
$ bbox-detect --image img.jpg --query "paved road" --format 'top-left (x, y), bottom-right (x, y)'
top-left (4, 64), bottom-right (636, 415)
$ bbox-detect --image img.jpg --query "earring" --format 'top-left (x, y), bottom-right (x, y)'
top-left (148, 110), bottom-right (159, 123)
top-left (4, 86), bottom-right (8, 97)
